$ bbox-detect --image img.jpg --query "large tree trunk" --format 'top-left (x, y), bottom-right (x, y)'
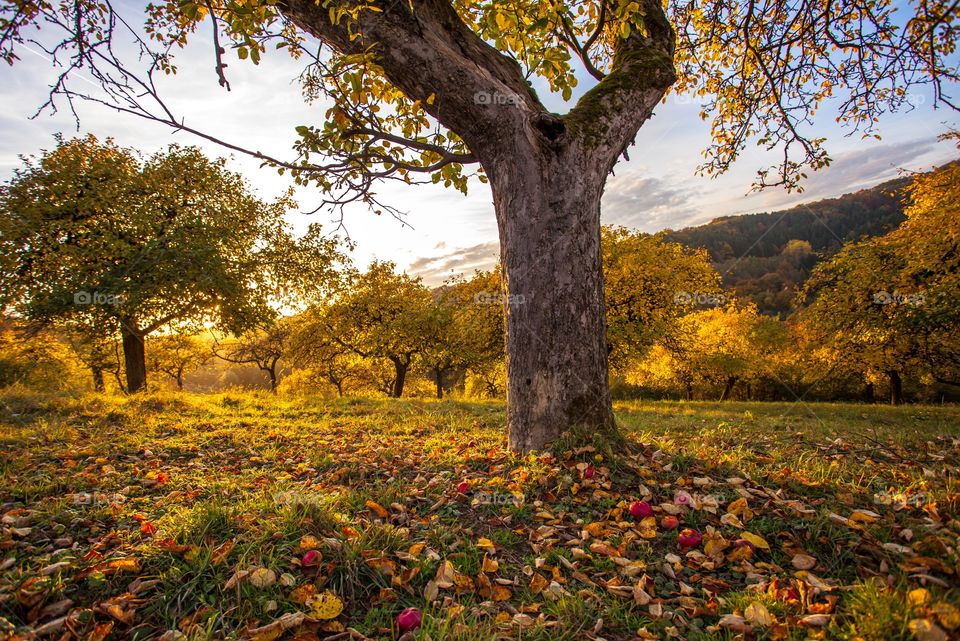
top-left (490, 151), bottom-right (614, 453)
top-left (888, 370), bottom-right (903, 405)
top-left (121, 327), bottom-right (147, 393)
top-left (282, 0), bottom-right (676, 453)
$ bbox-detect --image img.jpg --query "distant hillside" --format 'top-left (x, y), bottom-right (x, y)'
top-left (664, 175), bottom-right (911, 315)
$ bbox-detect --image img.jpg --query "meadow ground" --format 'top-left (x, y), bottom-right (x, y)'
top-left (0, 391), bottom-right (958, 641)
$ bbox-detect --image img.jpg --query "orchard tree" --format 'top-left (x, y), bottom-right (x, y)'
top-left (0, 137), bottom-right (342, 393)
top-left (642, 302), bottom-right (773, 400)
top-left (319, 262), bottom-right (434, 398)
top-left (147, 333), bottom-right (212, 390)
top-left (799, 161), bottom-right (960, 403)
top-left (3, 0), bottom-right (957, 449)
top-left (288, 310), bottom-right (367, 397)
top-left (421, 270), bottom-right (507, 399)
top-left (64, 329), bottom-right (122, 392)
top-left (602, 227), bottom-right (721, 371)
top-left (213, 321), bottom-right (293, 393)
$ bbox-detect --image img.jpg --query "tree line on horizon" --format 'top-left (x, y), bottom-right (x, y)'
top-left (1, 137), bottom-right (958, 405)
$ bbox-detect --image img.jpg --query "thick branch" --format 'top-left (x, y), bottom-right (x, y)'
top-left (565, 0), bottom-right (677, 167)
top-left (279, 0), bottom-right (543, 157)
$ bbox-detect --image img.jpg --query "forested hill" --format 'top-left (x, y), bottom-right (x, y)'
top-left (664, 175), bottom-right (912, 315)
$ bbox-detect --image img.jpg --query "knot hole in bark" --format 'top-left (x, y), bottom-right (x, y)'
top-left (531, 112), bottom-right (566, 147)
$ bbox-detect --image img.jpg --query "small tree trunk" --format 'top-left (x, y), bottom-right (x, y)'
top-left (685, 381), bottom-right (693, 401)
top-left (888, 370), bottom-right (903, 405)
top-left (91, 366), bottom-right (105, 392)
top-left (175, 369), bottom-right (184, 391)
top-left (267, 367), bottom-right (278, 393)
top-left (719, 377), bottom-right (737, 402)
top-left (435, 366), bottom-right (444, 400)
top-left (862, 381), bottom-right (875, 403)
top-left (391, 360), bottom-right (408, 398)
top-left (121, 327), bottom-right (147, 393)
top-left (335, 379), bottom-right (344, 397)
top-left (490, 150), bottom-right (614, 453)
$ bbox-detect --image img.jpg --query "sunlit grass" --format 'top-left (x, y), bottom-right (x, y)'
top-left (1, 389), bottom-right (958, 640)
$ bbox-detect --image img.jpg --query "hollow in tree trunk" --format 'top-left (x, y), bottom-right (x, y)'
top-left (121, 327), bottom-right (147, 393)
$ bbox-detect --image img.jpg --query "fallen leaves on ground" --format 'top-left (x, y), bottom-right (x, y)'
top-left (0, 392), bottom-right (958, 640)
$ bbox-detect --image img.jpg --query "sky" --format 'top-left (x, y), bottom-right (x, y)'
top-left (1, 5), bottom-right (956, 285)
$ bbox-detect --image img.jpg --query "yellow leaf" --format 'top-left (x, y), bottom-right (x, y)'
top-left (289, 584), bottom-right (316, 604)
top-left (482, 555), bottom-right (499, 573)
top-left (103, 558), bottom-right (140, 574)
top-left (909, 618), bottom-right (948, 641)
top-left (492, 585), bottom-right (512, 601)
top-left (932, 602), bottom-right (960, 630)
top-left (477, 538), bottom-right (496, 553)
top-left (452, 571), bottom-right (474, 591)
top-left (849, 510), bottom-right (881, 523)
top-left (299, 535), bottom-right (319, 551)
top-left (308, 591), bottom-right (344, 620)
top-left (435, 560), bottom-right (455, 588)
top-left (909, 588), bottom-right (932, 608)
top-left (727, 497), bottom-right (753, 521)
top-left (529, 573), bottom-right (549, 595)
top-left (740, 532), bottom-right (770, 550)
top-left (745, 601), bottom-right (773, 626)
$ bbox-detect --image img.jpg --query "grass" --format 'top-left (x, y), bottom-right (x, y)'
top-left (0, 390), bottom-right (958, 640)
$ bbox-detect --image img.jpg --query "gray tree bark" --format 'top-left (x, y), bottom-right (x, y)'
top-left (282, 0), bottom-right (677, 451)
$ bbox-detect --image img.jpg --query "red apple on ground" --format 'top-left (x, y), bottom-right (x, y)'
top-left (397, 607), bottom-right (422, 633)
top-left (301, 549), bottom-right (321, 567)
top-left (584, 465), bottom-right (596, 479)
top-left (660, 515), bottom-right (680, 530)
top-left (678, 528), bottom-right (702, 549)
top-left (457, 481), bottom-right (470, 494)
top-left (629, 501), bottom-right (653, 519)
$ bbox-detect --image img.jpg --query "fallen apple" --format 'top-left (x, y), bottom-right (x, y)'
top-left (301, 549), bottom-right (321, 567)
top-left (457, 481), bottom-right (470, 494)
top-left (397, 607), bottom-right (422, 633)
top-left (584, 465), bottom-right (596, 479)
top-left (660, 515), bottom-right (680, 530)
top-left (629, 501), bottom-right (653, 519)
top-left (679, 528), bottom-right (702, 549)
